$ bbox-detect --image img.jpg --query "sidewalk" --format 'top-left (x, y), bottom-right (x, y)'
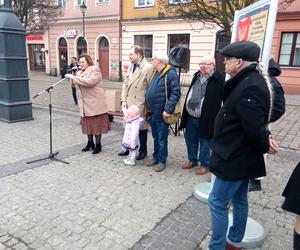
top-left (0, 71), bottom-right (299, 250)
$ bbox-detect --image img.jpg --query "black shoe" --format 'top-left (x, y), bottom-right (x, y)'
top-left (82, 141), bottom-right (95, 152)
top-left (118, 150), bottom-right (129, 156)
top-left (249, 179), bottom-right (262, 192)
top-left (92, 143), bottom-right (101, 154)
top-left (136, 152), bottom-right (147, 161)
top-left (294, 230), bottom-right (300, 250)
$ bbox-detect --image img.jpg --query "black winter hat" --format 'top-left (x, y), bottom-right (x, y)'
top-left (220, 40), bottom-right (260, 61)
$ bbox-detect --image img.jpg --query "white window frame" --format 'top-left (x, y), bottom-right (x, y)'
top-left (57, 0), bottom-right (66, 8)
top-left (133, 34), bottom-right (153, 59)
top-left (75, 0), bottom-right (84, 7)
top-left (96, 0), bottom-right (109, 4)
top-left (135, 0), bottom-right (154, 8)
top-left (169, 0), bottom-right (191, 4)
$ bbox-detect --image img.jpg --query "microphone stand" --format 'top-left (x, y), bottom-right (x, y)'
top-left (27, 78), bottom-right (69, 165)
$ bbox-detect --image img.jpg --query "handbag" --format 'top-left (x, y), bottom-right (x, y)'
top-left (163, 75), bottom-right (181, 125)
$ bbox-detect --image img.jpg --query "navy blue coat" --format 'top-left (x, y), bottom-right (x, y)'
top-left (179, 70), bottom-right (224, 139)
top-left (145, 66), bottom-right (181, 120)
top-left (209, 64), bottom-right (271, 181)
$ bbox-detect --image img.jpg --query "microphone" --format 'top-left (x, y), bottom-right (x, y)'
top-left (71, 66), bottom-right (78, 73)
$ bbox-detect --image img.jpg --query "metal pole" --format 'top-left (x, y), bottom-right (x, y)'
top-left (83, 13), bottom-right (86, 53)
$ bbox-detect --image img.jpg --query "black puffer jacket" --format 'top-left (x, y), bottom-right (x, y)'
top-left (268, 59), bottom-right (285, 123)
top-left (179, 70), bottom-right (224, 139)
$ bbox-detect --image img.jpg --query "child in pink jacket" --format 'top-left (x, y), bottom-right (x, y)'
top-left (122, 105), bottom-right (144, 166)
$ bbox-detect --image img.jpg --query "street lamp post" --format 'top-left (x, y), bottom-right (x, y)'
top-left (80, 1), bottom-right (87, 53)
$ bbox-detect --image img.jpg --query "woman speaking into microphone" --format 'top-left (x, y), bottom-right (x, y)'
top-left (65, 54), bottom-right (110, 154)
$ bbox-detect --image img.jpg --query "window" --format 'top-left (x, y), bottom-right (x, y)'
top-left (279, 32), bottom-right (300, 66)
top-left (135, 0), bottom-right (154, 8)
top-left (57, 0), bottom-right (66, 7)
top-left (96, 0), bottom-right (109, 4)
top-left (167, 33), bottom-right (190, 53)
top-left (134, 35), bottom-right (153, 59)
top-left (75, 0), bottom-right (83, 6)
top-left (169, 0), bottom-right (191, 4)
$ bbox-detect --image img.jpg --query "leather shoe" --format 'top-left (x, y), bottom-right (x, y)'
top-left (195, 166), bottom-right (209, 175)
top-left (118, 150), bottom-right (129, 156)
top-left (182, 161), bottom-right (197, 169)
top-left (154, 163), bottom-right (166, 172)
top-left (146, 159), bottom-right (158, 167)
top-left (226, 242), bottom-right (242, 250)
top-left (136, 152), bottom-right (147, 160)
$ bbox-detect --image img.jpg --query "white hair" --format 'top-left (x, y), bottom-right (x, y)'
top-left (242, 60), bottom-right (273, 122)
top-left (128, 105), bottom-right (140, 115)
top-left (200, 55), bottom-right (216, 64)
top-left (153, 50), bottom-right (169, 64)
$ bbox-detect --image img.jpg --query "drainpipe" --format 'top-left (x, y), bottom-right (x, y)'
top-left (119, 0), bottom-right (123, 81)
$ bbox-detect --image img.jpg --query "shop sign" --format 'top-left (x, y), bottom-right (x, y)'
top-left (64, 29), bottom-right (77, 38)
top-left (26, 36), bottom-right (43, 41)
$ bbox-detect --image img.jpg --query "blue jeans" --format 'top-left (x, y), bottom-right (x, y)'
top-left (184, 116), bottom-right (211, 167)
top-left (148, 116), bottom-right (169, 164)
top-left (208, 177), bottom-right (249, 250)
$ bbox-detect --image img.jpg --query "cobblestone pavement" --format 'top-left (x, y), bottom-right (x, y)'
top-left (0, 72), bottom-right (298, 249)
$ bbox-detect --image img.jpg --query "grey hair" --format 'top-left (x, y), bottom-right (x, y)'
top-left (153, 50), bottom-right (169, 64)
top-left (256, 62), bottom-right (273, 122)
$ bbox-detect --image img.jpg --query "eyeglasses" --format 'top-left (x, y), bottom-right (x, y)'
top-left (199, 63), bottom-right (213, 66)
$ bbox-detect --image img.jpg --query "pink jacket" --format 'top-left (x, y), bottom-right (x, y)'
top-left (73, 66), bottom-right (108, 117)
top-left (122, 116), bottom-right (144, 150)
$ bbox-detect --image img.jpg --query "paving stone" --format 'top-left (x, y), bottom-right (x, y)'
top-left (0, 73), bottom-right (299, 250)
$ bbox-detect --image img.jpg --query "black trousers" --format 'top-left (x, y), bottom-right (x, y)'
top-left (139, 129), bottom-right (148, 154)
top-left (72, 87), bottom-right (78, 105)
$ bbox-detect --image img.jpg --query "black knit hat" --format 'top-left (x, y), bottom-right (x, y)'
top-left (220, 40), bottom-right (260, 61)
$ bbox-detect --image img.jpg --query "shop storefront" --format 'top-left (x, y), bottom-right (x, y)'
top-left (26, 35), bottom-right (46, 72)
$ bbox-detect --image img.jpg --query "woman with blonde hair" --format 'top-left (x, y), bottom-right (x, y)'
top-left (65, 54), bottom-right (110, 154)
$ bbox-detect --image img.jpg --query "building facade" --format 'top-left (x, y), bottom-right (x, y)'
top-left (26, 0), bottom-right (121, 81)
top-left (272, 1), bottom-right (300, 94)
top-left (121, 0), bottom-right (220, 84)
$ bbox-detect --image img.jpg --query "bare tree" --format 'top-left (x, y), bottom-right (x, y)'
top-left (159, 0), bottom-right (295, 39)
top-left (12, 0), bottom-right (63, 34)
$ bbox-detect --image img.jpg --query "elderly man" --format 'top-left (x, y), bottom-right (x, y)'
top-left (179, 55), bottom-right (224, 175)
top-left (118, 45), bottom-right (154, 160)
top-left (207, 40), bottom-right (278, 250)
top-left (145, 51), bottom-right (181, 172)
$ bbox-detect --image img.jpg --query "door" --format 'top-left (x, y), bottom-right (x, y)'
top-left (28, 44), bottom-right (46, 72)
top-left (77, 36), bottom-right (87, 56)
top-left (215, 31), bottom-right (230, 74)
top-left (58, 37), bottom-right (68, 77)
top-left (99, 37), bottom-right (109, 80)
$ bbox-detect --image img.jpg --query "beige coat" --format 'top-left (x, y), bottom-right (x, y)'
top-left (121, 57), bottom-right (154, 129)
top-left (73, 66), bottom-right (108, 117)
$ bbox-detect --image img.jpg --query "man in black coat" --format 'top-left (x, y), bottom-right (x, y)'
top-left (179, 55), bottom-right (224, 175)
top-left (207, 41), bottom-right (279, 250)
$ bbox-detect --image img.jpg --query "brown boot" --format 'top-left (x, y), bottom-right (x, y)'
top-left (181, 161), bottom-right (197, 169)
top-left (195, 166), bottom-right (209, 175)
